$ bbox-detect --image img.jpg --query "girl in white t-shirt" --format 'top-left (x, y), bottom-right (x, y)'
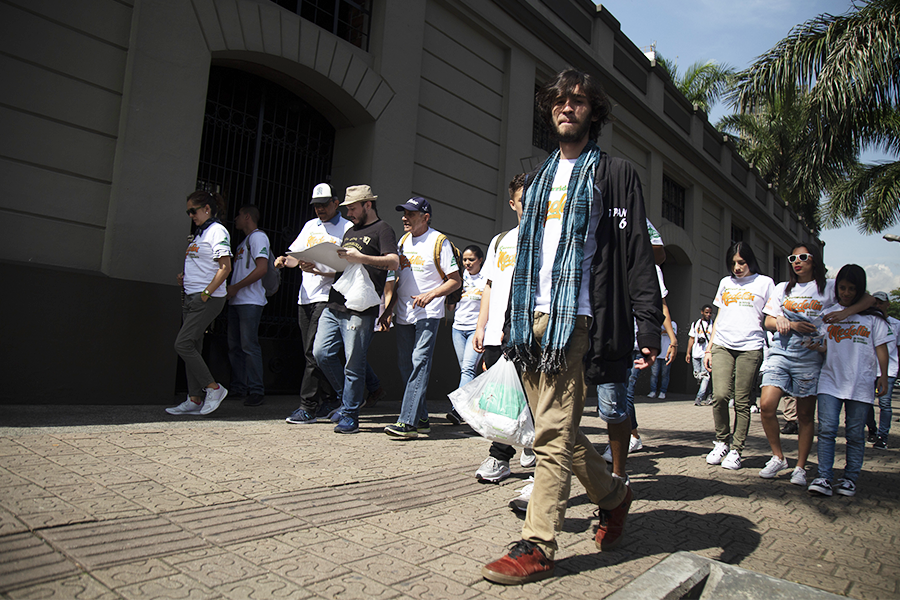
top-left (167, 191), bottom-right (233, 417)
top-left (704, 242), bottom-right (775, 470)
top-left (808, 265), bottom-right (890, 498)
top-left (758, 244), bottom-right (875, 485)
top-left (451, 245), bottom-right (486, 389)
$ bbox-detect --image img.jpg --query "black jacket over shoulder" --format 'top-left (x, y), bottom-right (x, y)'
top-left (584, 151), bottom-right (663, 384)
top-left (510, 150), bottom-right (664, 385)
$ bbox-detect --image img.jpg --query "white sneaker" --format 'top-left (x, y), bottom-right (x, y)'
top-left (602, 444), bottom-right (613, 462)
top-left (658, 392), bottom-right (666, 399)
top-left (721, 449), bottom-right (742, 470)
top-left (166, 397), bottom-right (203, 415)
top-left (612, 472), bottom-right (631, 487)
top-left (508, 477), bottom-right (534, 512)
top-left (629, 435), bottom-right (643, 453)
top-left (647, 391), bottom-right (657, 398)
top-left (520, 448), bottom-right (536, 468)
top-left (199, 385), bottom-right (228, 415)
top-left (750, 405), bottom-right (760, 413)
top-left (790, 466), bottom-right (807, 486)
top-left (759, 456), bottom-right (790, 479)
top-left (706, 441), bottom-right (729, 465)
top-left (728, 399), bottom-right (735, 408)
top-left (836, 478), bottom-right (856, 497)
top-left (475, 457), bottom-right (511, 483)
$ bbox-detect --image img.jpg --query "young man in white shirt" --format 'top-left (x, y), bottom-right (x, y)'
top-left (276, 184), bottom-right (352, 424)
top-left (686, 304), bottom-right (714, 405)
top-left (868, 291), bottom-right (898, 448)
top-left (381, 197), bottom-right (462, 438)
top-left (226, 205), bottom-right (270, 407)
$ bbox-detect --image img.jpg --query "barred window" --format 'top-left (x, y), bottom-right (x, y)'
top-left (731, 225), bottom-right (744, 245)
top-left (532, 85), bottom-right (555, 153)
top-left (662, 175), bottom-right (685, 228)
top-left (772, 253), bottom-right (783, 282)
top-left (271, 0), bottom-right (372, 50)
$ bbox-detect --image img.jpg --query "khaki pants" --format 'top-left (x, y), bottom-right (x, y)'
top-left (521, 313), bottom-right (626, 559)
top-left (710, 344), bottom-right (763, 453)
top-left (782, 396), bottom-right (797, 422)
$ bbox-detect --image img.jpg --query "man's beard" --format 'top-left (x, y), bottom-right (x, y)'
top-left (555, 118), bottom-right (591, 143)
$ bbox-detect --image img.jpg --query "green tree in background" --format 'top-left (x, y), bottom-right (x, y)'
top-left (655, 54), bottom-right (735, 114)
top-left (729, 0), bottom-right (900, 234)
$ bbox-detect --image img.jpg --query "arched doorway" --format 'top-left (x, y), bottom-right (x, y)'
top-left (187, 65), bottom-right (336, 393)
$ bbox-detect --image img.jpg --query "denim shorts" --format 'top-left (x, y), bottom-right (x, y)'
top-left (761, 353), bottom-right (822, 398)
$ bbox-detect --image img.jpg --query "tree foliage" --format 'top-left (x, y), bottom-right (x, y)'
top-left (655, 54), bottom-right (735, 114)
top-left (728, 0), bottom-right (900, 233)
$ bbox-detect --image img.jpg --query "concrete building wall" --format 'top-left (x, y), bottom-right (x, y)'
top-left (0, 0), bottom-right (817, 403)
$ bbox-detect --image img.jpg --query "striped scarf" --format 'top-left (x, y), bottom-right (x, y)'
top-left (507, 141), bottom-right (600, 373)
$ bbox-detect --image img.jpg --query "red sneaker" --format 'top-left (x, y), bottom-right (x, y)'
top-left (595, 486), bottom-right (633, 550)
top-left (481, 540), bottom-right (555, 585)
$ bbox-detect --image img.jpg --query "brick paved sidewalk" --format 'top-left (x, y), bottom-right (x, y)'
top-left (1, 394), bottom-right (897, 599)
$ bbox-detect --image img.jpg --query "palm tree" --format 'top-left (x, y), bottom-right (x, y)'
top-left (655, 54), bottom-right (735, 114)
top-left (717, 86), bottom-right (822, 228)
top-left (729, 0), bottom-right (900, 233)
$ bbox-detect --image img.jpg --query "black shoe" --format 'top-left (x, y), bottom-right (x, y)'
top-left (446, 407), bottom-right (464, 425)
top-left (867, 431), bottom-right (878, 444)
top-left (781, 421), bottom-right (798, 434)
top-left (315, 400), bottom-right (340, 421)
top-left (243, 394), bottom-right (265, 407)
top-left (874, 435), bottom-right (888, 449)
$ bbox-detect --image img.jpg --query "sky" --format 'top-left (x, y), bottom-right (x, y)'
top-left (596, 0), bottom-right (900, 293)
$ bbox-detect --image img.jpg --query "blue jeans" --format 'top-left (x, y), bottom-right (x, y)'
top-left (649, 355), bottom-right (671, 395)
top-left (598, 351), bottom-right (639, 429)
top-left (366, 362), bottom-right (381, 393)
top-left (816, 393), bottom-right (869, 483)
top-left (312, 308), bottom-right (375, 418)
top-left (227, 303), bottom-right (265, 395)
top-left (692, 357), bottom-right (711, 402)
top-left (451, 327), bottom-right (480, 388)
top-left (396, 319), bottom-right (440, 426)
top-left (866, 376), bottom-right (895, 437)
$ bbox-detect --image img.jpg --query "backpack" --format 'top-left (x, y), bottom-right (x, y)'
top-left (493, 229), bottom-right (511, 254)
top-left (399, 232), bottom-right (463, 305)
top-left (244, 231), bottom-right (281, 297)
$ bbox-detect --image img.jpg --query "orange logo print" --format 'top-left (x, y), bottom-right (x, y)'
top-left (827, 324), bottom-right (870, 342)
top-left (399, 254), bottom-right (411, 270)
top-left (545, 194), bottom-right (567, 222)
top-left (307, 234), bottom-right (328, 247)
top-left (186, 243), bottom-right (199, 256)
top-left (497, 249), bottom-right (516, 271)
top-left (721, 289), bottom-right (755, 306)
top-left (783, 297), bottom-right (823, 313)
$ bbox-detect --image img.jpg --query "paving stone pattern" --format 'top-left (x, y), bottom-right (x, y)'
top-left (0, 394), bottom-right (897, 599)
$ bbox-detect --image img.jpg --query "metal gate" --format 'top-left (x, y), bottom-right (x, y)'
top-left (191, 65), bottom-right (336, 393)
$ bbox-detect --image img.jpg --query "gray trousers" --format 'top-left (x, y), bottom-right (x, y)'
top-left (710, 344), bottom-right (763, 453)
top-left (175, 293), bottom-right (226, 396)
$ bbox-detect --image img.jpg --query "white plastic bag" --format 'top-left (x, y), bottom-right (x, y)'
top-left (448, 356), bottom-right (534, 447)
top-left (332, 263), bottom-right (382, 312)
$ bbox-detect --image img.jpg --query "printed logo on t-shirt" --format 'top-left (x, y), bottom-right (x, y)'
top-left (783, 297), bottom-right (823, 313)
top-left (545, 194), bottom-right (566, 222)
top-left (186, 243), bottom-right (199, 258)
top-left (306, 234), bottom-right (336, 247)
top-left (461, 288), bottom-right (482, 301)
top-left (260, 246), bottom-right (269, 256)
top-left (497, 249), bottom-right (516, 272)
top-left (236, 246), bottom-right (245, 259)
top-left (721, 289), bottom-right (756, 307)
top-left (828, 322), bottom-right (871, 344)
top-left (399, 251), bottom-right (426, 271)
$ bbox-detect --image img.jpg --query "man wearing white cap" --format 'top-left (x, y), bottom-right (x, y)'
top-left (276, 183), bottom-right (352, 424)
top-left (313, 185), bottom-right (399, 434)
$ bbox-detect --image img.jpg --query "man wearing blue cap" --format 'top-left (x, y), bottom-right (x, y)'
top-left (380, 197), bottom-right (462, 438)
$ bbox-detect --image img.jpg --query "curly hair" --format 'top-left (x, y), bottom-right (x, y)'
top-left (536, 69), bottom-right (611, 141)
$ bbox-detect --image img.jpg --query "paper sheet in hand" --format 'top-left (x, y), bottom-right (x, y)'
top-left (288, 242), bottom-right (349, 272)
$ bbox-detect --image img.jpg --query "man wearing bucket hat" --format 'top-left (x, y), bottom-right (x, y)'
top-left (312, 185), bottom-right (399, 434)
top-left (380, 196), bottom-right (462, 438)
top-left (277, 183), bottom-right (352, 423)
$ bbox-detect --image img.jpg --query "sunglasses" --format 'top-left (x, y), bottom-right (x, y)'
top-left (787, 253), bottom-right (811, 263)
top-left (186, 207), bottom-right (208, 216)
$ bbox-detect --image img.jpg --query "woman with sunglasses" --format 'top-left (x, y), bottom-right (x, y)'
top-left (703, 242), bottom-right (774, 470)
top-left (758, 245), bottom-right (874, 484)
top-left (166, 190), bottom-right (232, 416)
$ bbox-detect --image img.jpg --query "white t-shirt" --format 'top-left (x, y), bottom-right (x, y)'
top-left (660, 321), bottom-right (677, 354)
top-left (287, 215), bottom-right (352, 305)
top-left (712, 273), bottom-right (775, 351)
top-left (184, 222), bottom-right (232, 297)
top-left (818, 306), bottom-right (891, 403)
top-left (453, 269), bottom-right (485, 331)
top-left (394, 228), bottom-right (459, 325)
top-left (763, 280), bottom-right (836, 356)
top-left (483, 227), bottom-right (518, 347)
top-left (230, 230), bottom-right (270, 306)
top-left (534, 159), bottom-right (600, 317)
top-left (689, 318), bottom-right (713, 358)
top-left (885, 316), bottom-right (899, 378)
top-left (633, 265), bottom-right (668, 351)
